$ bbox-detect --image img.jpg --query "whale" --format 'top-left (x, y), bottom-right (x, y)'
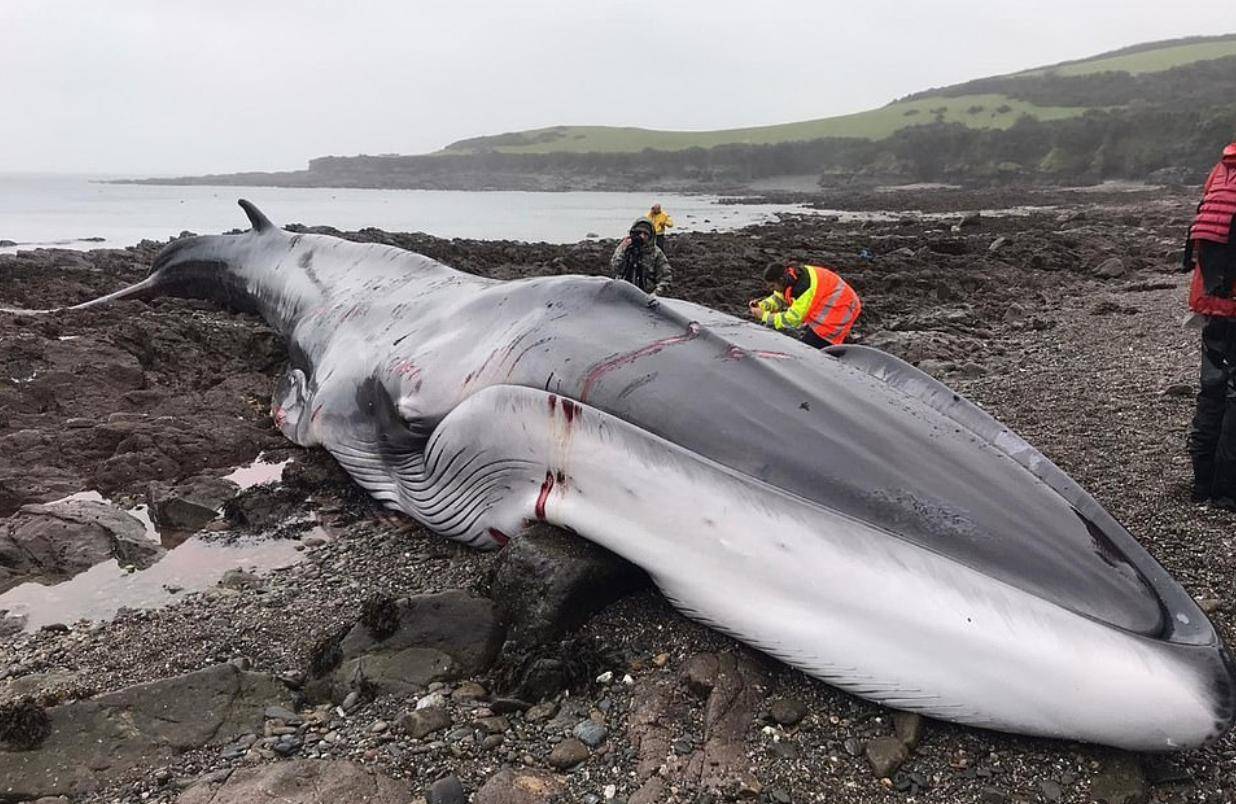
top-left (18, 200), bottom-right (1235, 751)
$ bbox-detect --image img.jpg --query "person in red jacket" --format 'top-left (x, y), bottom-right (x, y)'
top-left (1185, 142), bottom-right (1236, 509)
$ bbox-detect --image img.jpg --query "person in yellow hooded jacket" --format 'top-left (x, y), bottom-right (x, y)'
top-left (749, 261), bottom-right (861, 348)
top-left (646, 203), bottom-right (674, 251)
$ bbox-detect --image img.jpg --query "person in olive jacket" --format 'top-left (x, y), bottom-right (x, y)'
top-left (611, 218), bottom-right (672, 295)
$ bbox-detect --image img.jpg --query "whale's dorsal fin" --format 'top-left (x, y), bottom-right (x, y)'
top-left (238, 199), bottom-right (275, 233)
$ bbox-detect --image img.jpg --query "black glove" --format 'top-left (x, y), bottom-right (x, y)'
top-left (1182, 233), bottom-right (1195, 273)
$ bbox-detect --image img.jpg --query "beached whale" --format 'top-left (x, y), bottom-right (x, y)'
top-left (26, 200), bottom-right (1236, 750)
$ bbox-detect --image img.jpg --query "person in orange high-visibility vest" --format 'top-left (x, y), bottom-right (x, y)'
top-left (749, 261), bottom-right (861, 348)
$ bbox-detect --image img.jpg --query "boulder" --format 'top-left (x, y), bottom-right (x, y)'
top-left (0, 664), bottom-right (292, 800)
top-left (147, 475), bottom-right (240, 533)
top-left (1093, 257), bottom-right (1128, 279)
top-left (490, 523), bottom-right (649, 648)
top-left (474, 769), bottom-right (564, 803)
top-left (177, 760), bottom-right (413, 803)
top-left (222, 485), bottom-right (306, 530)
top-left (308, 590), bottom-right (505, 701)
top-left (0, 499), bottom-right (163, 593)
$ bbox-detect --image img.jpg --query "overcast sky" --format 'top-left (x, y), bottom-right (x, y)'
top-left (1, 1), bottom-right (1230, 176)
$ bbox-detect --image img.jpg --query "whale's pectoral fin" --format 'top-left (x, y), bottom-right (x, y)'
top-left (273, 366), bottom-right (314, 446)
top-left (307, 373), bottom-right (438, 512)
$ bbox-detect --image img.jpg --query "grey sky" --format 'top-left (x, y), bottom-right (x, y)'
top-left (1, 1), bottom-right (1229, 176)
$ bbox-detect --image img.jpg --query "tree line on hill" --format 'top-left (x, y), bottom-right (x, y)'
top-left (298, 104), bottom-right (1235, 188)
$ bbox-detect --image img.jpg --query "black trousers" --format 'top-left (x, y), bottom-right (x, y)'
top-left (655, 234), bottom-right (666, 252)
top-left (801, 328), bottom-right (829, 350)
top-left (1188, 316), bottom-right (1236, 500)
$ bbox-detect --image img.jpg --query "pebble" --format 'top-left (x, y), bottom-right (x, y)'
top-left (396, 707), bottom-right (452, 739)
top-left (1038, 779), bottom-right (1064, 802)
top-left (526, 701), bottom-right (559, 722)
top-left (893, 711), bottom-right (923, 748)
top-left (490, 697), bottom-right (532, 713)
top-left (417, 691), bottom-right (448, 710)
top-left (476, 715), bottom-right (510, 734)
top-left (452, 681), bottom-right (488, 700)
top-left (769, 697), bottom-right (807, 726)
top-left (549, 737), bottom-right (590, 769)
top-left (866, 736), bottom-right (910, 778)
top-left (429, 774), bottom-right (466, 804)
top-left (573, 720), bottom-right (609, 748)
top-left (264, 705), bottom-right (302, 723)
top-left (769, 741), bottom-right (799, 760)
top-left (279, 670), bottom-right (306, 688)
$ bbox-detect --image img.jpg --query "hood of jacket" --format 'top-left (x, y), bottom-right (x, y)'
top-left (629, 218), bottom-right (655, 239)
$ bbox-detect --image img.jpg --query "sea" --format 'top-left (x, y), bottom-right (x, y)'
top-left (0, 173), bottom-right (811, 255)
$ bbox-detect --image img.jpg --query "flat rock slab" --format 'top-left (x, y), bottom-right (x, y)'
top-left (312, 590), bottom-right (505, 701)
top-left (177, 760), bottom-right (413, 803)
top-left (0, 499), bottom-right (163, 593)
top-left (490, 523), bottom-right (649, 648)
top-left (0, 663), bottom-right (291, 800)
top-left (1089, 754), bottom-right (1148, 804)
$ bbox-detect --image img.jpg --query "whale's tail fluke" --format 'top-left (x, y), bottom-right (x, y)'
top-left (238, 199), bottom-right (275, 233)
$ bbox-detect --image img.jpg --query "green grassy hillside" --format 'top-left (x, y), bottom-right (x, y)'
top-left (1020, 36), bottom-right (1236, 77)
top-left (440, 34), bottom-right (1236, 156)
top-left (441, 95), bottom-right (1084, 155)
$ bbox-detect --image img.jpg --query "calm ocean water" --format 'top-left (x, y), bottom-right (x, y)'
top-left (0, 174), bottom-right (806, 255)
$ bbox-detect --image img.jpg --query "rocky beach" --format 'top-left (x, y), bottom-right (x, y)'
top-left (0, 185), bottom-right (1232, 804)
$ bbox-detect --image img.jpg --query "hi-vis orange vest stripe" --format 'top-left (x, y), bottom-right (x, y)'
top-left (785, 265), bottom-right (862, 344)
